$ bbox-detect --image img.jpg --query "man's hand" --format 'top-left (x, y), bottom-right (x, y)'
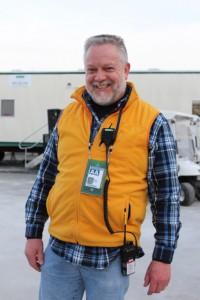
top-left (144, 260), bottom-right (171, 295)
top-left (25, 239), bottom-right (44, 272)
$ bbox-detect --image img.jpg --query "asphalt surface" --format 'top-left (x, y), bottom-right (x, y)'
top-left (0, 166), bottom-right (200, 300)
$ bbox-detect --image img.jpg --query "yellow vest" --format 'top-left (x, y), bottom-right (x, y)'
top-left (47, 82), bottom-right (159, 247)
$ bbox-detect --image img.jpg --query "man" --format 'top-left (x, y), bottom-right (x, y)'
top-left (25, 34), bottom-right (181, 300)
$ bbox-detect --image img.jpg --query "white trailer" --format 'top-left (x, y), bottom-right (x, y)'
top-left (0, 72), bottom-right (85, 161)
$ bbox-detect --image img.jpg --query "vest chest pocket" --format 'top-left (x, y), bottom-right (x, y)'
top-left (113, 125), bottom-right (148, 159)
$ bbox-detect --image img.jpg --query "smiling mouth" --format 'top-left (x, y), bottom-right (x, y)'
top-left (93, 82), bottom-right (112, 89)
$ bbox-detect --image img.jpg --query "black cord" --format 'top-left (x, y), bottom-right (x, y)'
top-left (103, 178), bottom-right (114, 234)
top-left (103, 146), bottom-right (138, 246)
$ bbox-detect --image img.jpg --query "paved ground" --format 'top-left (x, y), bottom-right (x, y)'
top-left (0, 167), bottom-right (200, 300)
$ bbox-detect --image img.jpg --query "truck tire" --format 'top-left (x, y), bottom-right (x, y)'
top-left (180, 182), bottom-right (195, 206)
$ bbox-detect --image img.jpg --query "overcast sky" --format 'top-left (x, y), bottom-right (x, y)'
top-left (0, 0), bottom-right (200, 71)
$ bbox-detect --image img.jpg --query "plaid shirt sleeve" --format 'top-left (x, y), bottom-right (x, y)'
top-left (25, 125), bottom-right (59, 238)
top-left (148, 113), bottom-right (181, 263)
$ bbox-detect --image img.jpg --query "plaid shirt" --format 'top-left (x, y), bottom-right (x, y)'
top-left (25, 89), bottom-right (181, 268)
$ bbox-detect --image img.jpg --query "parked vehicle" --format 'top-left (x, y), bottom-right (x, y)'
top-left (162, 110), bottom-right (200, 206)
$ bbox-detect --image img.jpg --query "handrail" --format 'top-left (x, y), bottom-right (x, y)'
top-left (18, 123), bottom-right (48, 150)
top-left (18, 123), bottom-right (48, 168)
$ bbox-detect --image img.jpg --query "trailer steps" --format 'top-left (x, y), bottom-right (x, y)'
top-left (25, 153), bottom-right (43, 169)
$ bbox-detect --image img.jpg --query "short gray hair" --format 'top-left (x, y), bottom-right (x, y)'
top-left (84, 34), bottom-right (128, 64)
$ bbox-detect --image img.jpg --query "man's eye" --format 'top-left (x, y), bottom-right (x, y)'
top-left (106, 67), bottom-right (114, 71)
top-left (87, 68), bottom-right (96, 73)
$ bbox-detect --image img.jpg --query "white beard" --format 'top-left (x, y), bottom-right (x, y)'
top-left (86, 81), bottom-right (126, 106)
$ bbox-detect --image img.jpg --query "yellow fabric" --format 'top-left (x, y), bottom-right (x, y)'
top-left (47, 82), bottom-right (159, 246)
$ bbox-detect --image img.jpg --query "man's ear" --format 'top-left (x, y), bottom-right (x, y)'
top-left (124, 63), bottom-right (131, 80)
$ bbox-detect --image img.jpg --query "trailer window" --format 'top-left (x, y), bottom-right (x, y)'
top-left (1, 100), bottom-right (14, 117)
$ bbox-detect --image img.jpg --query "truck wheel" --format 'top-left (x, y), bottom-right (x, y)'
top-left (180, 183), bottom-right (195, 206)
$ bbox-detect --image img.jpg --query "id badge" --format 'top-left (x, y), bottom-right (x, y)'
top-left (81, 159), bottom-right (107, 196)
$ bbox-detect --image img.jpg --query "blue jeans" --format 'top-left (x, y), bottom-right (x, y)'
top-left (39, 243), bottom-right (129, 300)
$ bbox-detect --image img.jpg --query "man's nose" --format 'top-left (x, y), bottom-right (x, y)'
top-left (94, 69), bottom-right (106, 81)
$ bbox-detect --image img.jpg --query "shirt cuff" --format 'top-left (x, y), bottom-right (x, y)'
top-left (25, 224), bottom-right (44, 239)
top-left (152, 245), bottom-right (175, 264)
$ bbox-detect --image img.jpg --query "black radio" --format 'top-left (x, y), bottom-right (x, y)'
top-left (100, 128), bottom-right (116, 147)
top-left (121, 242), bottom-right (136, 276)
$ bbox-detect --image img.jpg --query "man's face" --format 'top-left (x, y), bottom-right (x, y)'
top-left (85, 44), bottom-right (130, 106)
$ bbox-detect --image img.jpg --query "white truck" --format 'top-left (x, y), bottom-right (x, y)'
top-left (162, 110), bottom-right (200, 206)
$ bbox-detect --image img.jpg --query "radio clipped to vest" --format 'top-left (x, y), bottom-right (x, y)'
top-left (99, 127), bottom-right (116, 147)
